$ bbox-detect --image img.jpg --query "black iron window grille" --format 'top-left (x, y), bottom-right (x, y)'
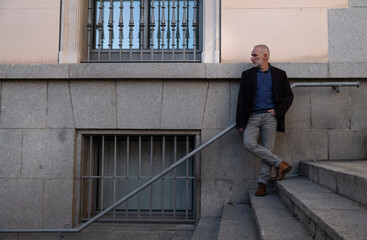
top-left (86, 0), bottom-right (201, 62)
top-left (81, 134), bottom-right (197, 222)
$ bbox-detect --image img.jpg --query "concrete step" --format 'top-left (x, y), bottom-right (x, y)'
top-left (249, 190), bottom-right (312, 240)
top-left (217, 203), bottom-right (260, 240)
top-left (300, 160), bottom-right (367, 207)
top-left (191, 218), bottom-right (221, 240)
top-left (1, 223), bottom-right (195, 240)
top-left (278, 177), bottom-right (367, 240)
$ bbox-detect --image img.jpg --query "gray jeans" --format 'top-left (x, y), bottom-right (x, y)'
top-left (243, 113), bottom-right (283, 184)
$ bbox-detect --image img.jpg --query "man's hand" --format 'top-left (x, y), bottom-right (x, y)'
top-left (238, 128), bottom-right (244, 132)
top-left (267, 109), bottom-right (276, 116)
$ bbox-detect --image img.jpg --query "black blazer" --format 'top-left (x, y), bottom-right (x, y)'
top-left (236, 66), bottom-right (294, 133)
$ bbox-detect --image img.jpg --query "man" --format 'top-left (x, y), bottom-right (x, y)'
top-left (236, 45), bottom-right (294, 196)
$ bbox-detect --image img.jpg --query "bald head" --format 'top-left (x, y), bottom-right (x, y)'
top-left (254, 44), bottom-right (270, 58)
top-left (251, 44), bottom-right (270, 71)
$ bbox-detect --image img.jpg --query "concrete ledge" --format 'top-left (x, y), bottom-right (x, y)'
top-left (70, 63), bottom-right (207, 79)
top-left (329, 62), bottom-right (367, 78)
top-left (300, 160), bottom-right (367, 207)
top-left (275, 63), bottom-right (329, 78)
top-left (0, 64), bottom-right (69, 79)
top-left (0, 62), bottom-right (364, 79)
top-left (249, 190), bottom-right (312, 240)
top-left (278, 178), bottom-right (367, 240)
top-left (217, 204), bottom-right (259, 240)
top-left (191, 218), bottom-right (221, 240)
top-left (206, 63), bottom-right (249, 79)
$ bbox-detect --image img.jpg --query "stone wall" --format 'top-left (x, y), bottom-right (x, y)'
top-left (0, 75), bottom-right (365, 227)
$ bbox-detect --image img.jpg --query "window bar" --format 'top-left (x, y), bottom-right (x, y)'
top-left (97, 0), bottom-right (104, 60)
top-left (108, 0), bottom-right (114, 60)
top-left (139, 0), bottom-right (145, 60)
top-left (194, 134), bottom-right (200, 220)
top-left (161, 0), bottom-right (166, 60)
top-left (150, 0), bottom-right (155, 60)
top-left (126, 136), bottom-right (130, 218)
top-left (88, 136), bottom-right (93, 219)
top-left (161, 136), bottom-right (165, 217)
top-left (171, 0), bottom-right (176, 59)
top-left (173, 136), bottom-right (177, 219)
top-left (129, 0), bottom-right (134, 61)
top-left (100, 136), bottom-right (105, 215)
top-left (192, 0), bottom-right (197, 61)
top-left (186, 0), bottom-right (190, 49)
top-left (185, 136), bottom-right (189, 220)
top-left (176, 0), bottom-right (180, 49)
top-left (149, 136), bottom-right (153, 219)
top-left (113, 136), bottom-right (117, 219)
top-left (119, 0), bottom-right (124, 60)
top-left (166, 0), bottom-right (171, 50)
top-left (182, 0), bottom-right (187, 59)
top-left (87, 0), bottom-right (92, 61)
top-left (138, 136), bottom-right (142, 219)
top-left (80, 136), bottom-right (85, 220)
top-left (157, 0), bottom-right (161, 49)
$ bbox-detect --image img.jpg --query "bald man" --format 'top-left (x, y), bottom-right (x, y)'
top-left (236, 45), bottom-right (294, 196)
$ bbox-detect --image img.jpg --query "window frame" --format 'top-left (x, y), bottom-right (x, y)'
top-left (77, 129), bottom-right (201, 223)
top-left (85, 0), bottom-right (203, 62)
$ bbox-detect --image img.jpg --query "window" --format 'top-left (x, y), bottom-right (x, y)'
top-left (81, 133), bottom-right (198, 222)
top-left (86, 0), bottom-right (201, 62)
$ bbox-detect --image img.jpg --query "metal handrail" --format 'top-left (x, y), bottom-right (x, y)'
top-left (0, 80), bottom-right (360, 233)
top-left (0, 123), bottom-right (236, 233)
top-left (291, 81), bottom-right (360, 91)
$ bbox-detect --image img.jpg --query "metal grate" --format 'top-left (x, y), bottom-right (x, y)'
top-left (81, 134), bottom-right (197, 223)
top-left (86, 0), bottom-right (201, 62)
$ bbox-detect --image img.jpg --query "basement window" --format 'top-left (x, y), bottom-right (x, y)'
top-left (80, 132), bottom-right (198, 222)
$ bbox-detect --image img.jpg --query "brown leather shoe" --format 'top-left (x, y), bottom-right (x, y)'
top-left (255, 183), bottom-right (267, 196)
top-left (271, 161), bottom-right (292, 181)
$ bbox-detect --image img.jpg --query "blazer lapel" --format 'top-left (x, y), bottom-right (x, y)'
top-left (250, 68), bottom-right (257, 93)
top-left (271, 67), bottom-right (280, 102)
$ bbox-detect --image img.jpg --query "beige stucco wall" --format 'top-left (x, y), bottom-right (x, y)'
top-left (221, 0), bottom-right (348, 63)
top-left (0, 0), bottom-right (60, 63)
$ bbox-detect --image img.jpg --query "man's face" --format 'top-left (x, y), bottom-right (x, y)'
top-left (250, 47), bottom-right (266, 68)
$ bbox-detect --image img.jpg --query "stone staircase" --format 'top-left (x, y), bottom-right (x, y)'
top-left (191, 204), bottom-right (259, 240)
top-left (276, 160), bottom-right (367, 240)
top-left (192, 160), bottom-right (367, 240)
top-left (300, 160), bottom-right (367, 207)
top-left (249, 189), bottom-right (312, 240)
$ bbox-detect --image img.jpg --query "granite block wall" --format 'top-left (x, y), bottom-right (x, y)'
top-left (0, 78), bottom-right (365, 226)
top-left (0, 81), bottom-right (75, 229)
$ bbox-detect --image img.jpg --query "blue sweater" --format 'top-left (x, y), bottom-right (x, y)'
top-left (253, 66), bottom-right (275, 113)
